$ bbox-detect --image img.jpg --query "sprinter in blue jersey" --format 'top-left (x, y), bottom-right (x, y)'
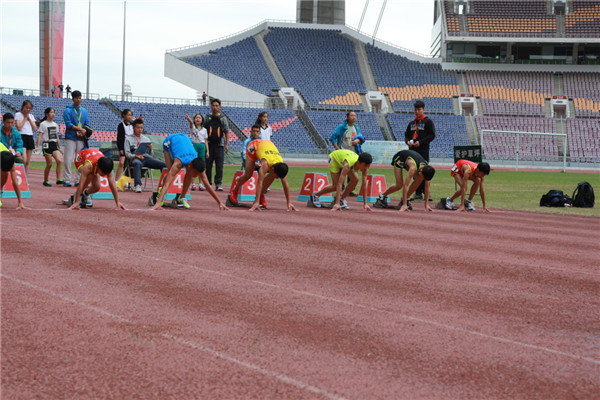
top-left (152, 133), bottom-right (227, 210)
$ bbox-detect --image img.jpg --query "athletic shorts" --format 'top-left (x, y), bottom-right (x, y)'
top-left (22, 135), bottom-right (35, 150)
top-left (42, 141), bottom-right (59, 156)
top-left (327, 155), bottom-right (349, 174)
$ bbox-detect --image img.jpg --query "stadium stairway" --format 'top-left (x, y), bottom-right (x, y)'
top-left (254, 31), bottom-right (288, 88)
top-left (344, 34), bottom-right (378, 92)
top-left (295, 109), bottom-right (329, 153)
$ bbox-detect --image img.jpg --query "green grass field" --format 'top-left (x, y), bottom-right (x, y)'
top-left (28, 161), bottom-right (599, 216)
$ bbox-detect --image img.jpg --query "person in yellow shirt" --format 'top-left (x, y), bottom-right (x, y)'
top-left (1, 143), bottom-right (29, 209)
top-left (310, 149), bottom-right (373, 211)
top-left (229, 138), bottom-right (296, 211)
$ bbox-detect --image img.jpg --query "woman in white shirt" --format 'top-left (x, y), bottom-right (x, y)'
top-left (14, 100), bottom-right (37, 174)
top-left (255, 111), bottom-right (272, 141)
top-left (185, 113), bottom-right (209, 190)
top-left (35, 107), bottom-right (64, 186)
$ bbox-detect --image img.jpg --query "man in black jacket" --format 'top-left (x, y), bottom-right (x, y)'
top-left (404, 100), bottom-right (435, 199)
top-left (203, 98), bottom-right (229, 191)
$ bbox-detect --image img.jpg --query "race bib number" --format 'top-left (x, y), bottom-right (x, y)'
top-left (247, 144), bottom-right (256, 155)
top-left (451, 164), bottom-right (460, 173)
top-left (42, 142), bottom-right (49, 149)
top-left (47, 126), bottom-right (58, 140)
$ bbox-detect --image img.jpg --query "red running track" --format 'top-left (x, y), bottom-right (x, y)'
top-left (1, 169), bottom-right (599, 399)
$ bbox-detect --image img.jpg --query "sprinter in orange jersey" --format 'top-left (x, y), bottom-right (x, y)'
top-left (229, 139), bottom-right (296, 211)
top-left (69, 148), bottom-right (125, 210)
top-left (444, 160), bottom-right (491, 212)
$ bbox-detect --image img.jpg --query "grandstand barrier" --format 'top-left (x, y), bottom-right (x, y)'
top-left (360, 141), bottom-right (409, 164)
top-left (480, 129), bottom-right (567, 172)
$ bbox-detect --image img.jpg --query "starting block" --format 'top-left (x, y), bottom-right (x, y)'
top-left (357, 174), bottom-right (388, 203)
top-left (157, 169), bottom-right (191, 201)
top-left (1, 164), bottom-right (32, 199)
top-left (298, 172), bottom-right (333, 202)
top-left (90, 176), bottom-right (115, 199)
top-left (229, 170), bottom-right (258, 202)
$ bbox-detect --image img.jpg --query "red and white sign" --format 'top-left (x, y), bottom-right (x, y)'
top-left (357, 174), bottom-right (387, 202)
top-left (297, 172), bottom-right (332, 202)
top-left (157, 169), bottom-right (191, 200)
top-left (230, 170), bottom-right (258, 201)
top-left (1, 164), bottom-right (31, 199)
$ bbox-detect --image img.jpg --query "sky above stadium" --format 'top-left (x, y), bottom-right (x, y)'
top-left (1, 0), bottom-right (434, 100)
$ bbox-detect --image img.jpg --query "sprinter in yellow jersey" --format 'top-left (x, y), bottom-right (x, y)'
top-left (230, 139), bottom-right (297, 211)
top-left (310, 149), bottom-right (373, 211)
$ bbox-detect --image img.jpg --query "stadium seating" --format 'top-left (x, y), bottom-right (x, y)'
top-left (0, 93), bottom-right (121, 132)
top-left (476, 116), bottom-right (560, 161)
top-left (183, 37), bottom-right (278, 96)
top-left (263, 27), bottom-right (367, 108)
top-left (305, 110), bottom-right (384, 151)
top-left (365, 44), bottom-right (459, 113)
top-left (566, 1), bottom-right (600, 38)
top-left (225, 107), bottom-right (320, 154)
top-left (466, 71), bottom-right (552, 116)
top-left (563, 72), bottom-right (600, 117)
top-left (566, 119), bottom-right (600, 162)
top-left (109, 100), bottom-right (211, 136)
top-left (387, 113), bottom-right (470, 158)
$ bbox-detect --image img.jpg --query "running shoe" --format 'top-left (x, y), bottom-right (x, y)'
top-left (375, 193), bottom-right (389, 208)
top-left (199, 183), bottom-right (206, 191)
top-left (259, 193), bottom-right (267, 209)
top-left (215, 185), bottom-right (223, 191)
top-left (64, 181), bottom-right (72, 187)
top-left (43, 181), bottom-right (52, 187)
top-left (465, 199), bottom-right (476, 211)
top-left (191, 183), bottom-right (197, 191)
top-left (310, 194), bottom-right (321, 208)
top-left (56, 179), bottom-right (65, 185)
top-left (340, 198), bottom-right (350, 210)
top-left (176, 197), bottom-right (190, 209)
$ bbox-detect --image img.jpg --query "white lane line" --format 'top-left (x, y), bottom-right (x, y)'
top-left (67, 235), bottom-right (600, 366)
top-left (5, 227), bottom-right (599, 366)
top-left (1, 274), bottom-right (347, 400)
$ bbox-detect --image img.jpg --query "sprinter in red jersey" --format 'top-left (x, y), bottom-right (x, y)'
top-left (444, 160), bottom-right (491, 212)
top-left (70, 148), bottom-right (125, 210)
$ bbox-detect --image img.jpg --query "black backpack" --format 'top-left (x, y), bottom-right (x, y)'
top-left (571, 181), bottom-right (595, 208)
top-left (205, 114), bottom-right (223, 144)
top-left (540, 190), bottom-right (572, 207)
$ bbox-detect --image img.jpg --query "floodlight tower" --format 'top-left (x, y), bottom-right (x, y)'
top-left (296, 0), bottom-right (346, 24)
top-left (39, 0), bottom-right (65, 97)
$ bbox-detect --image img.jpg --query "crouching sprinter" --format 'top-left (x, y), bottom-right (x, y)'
top-left (310, 149), bottom-right (373, 211)
top-left (152, 133), bottom-right (228, 211)
top-left (445, 160), bottom-right (491, 212)
top-left (376, 149), bottom-right (435, 212)
top-left (70, 148), bottom-right (125, 210)
top-left (229, 139), bottom-right (296, 211)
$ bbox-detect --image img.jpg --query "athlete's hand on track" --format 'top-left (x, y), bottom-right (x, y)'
top-left (116, 202), bottom-right (126, 210)
top-left (399, 205), bottom-right (409, 212)
top-left (331, 204), bottom-right (341, 211)
top-left (363, 204), bottom-right (373, 212)
top-left (483, 206), bottom-right (491, 212)
top-left (287, 203), bottom-right (297, 211)
top-left (424, 205), bottom-right (433, 212)
top-left (219, 203), bottom-right (230, 211)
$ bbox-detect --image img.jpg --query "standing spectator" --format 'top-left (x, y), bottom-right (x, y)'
top-left (0, 113), bottom-right (24, 163)
top-left (202, 91), bottom-right (207, 105)
top-left (329, 111), bottom-right (365, 196)
top-left (115, 108), bottom-right (134, 181)
top-left (51, 85), bottom-right (56, 97)
top-left (241, 124), bottom-right (261, 169)
top-left (59, 82), bottom-right (64, 98)
top-left (62, 90), bottom-right (90, 187)
top-left (124, 119), bottom-right (166, 193)
top-left (35, 107), bottom-right (64, 186)
top-left (185, 113), bottom-right (209, 191)
top-left (203, 98), bottom-right (229, 191)
top-left (255, 111), bottom-right (272, 141)
top-left (404, 100), bottom-right (435, 200)
top-left (66, 84), bottom-right (71, 98)
top-left (14, 100), bottom-right (37, 174)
